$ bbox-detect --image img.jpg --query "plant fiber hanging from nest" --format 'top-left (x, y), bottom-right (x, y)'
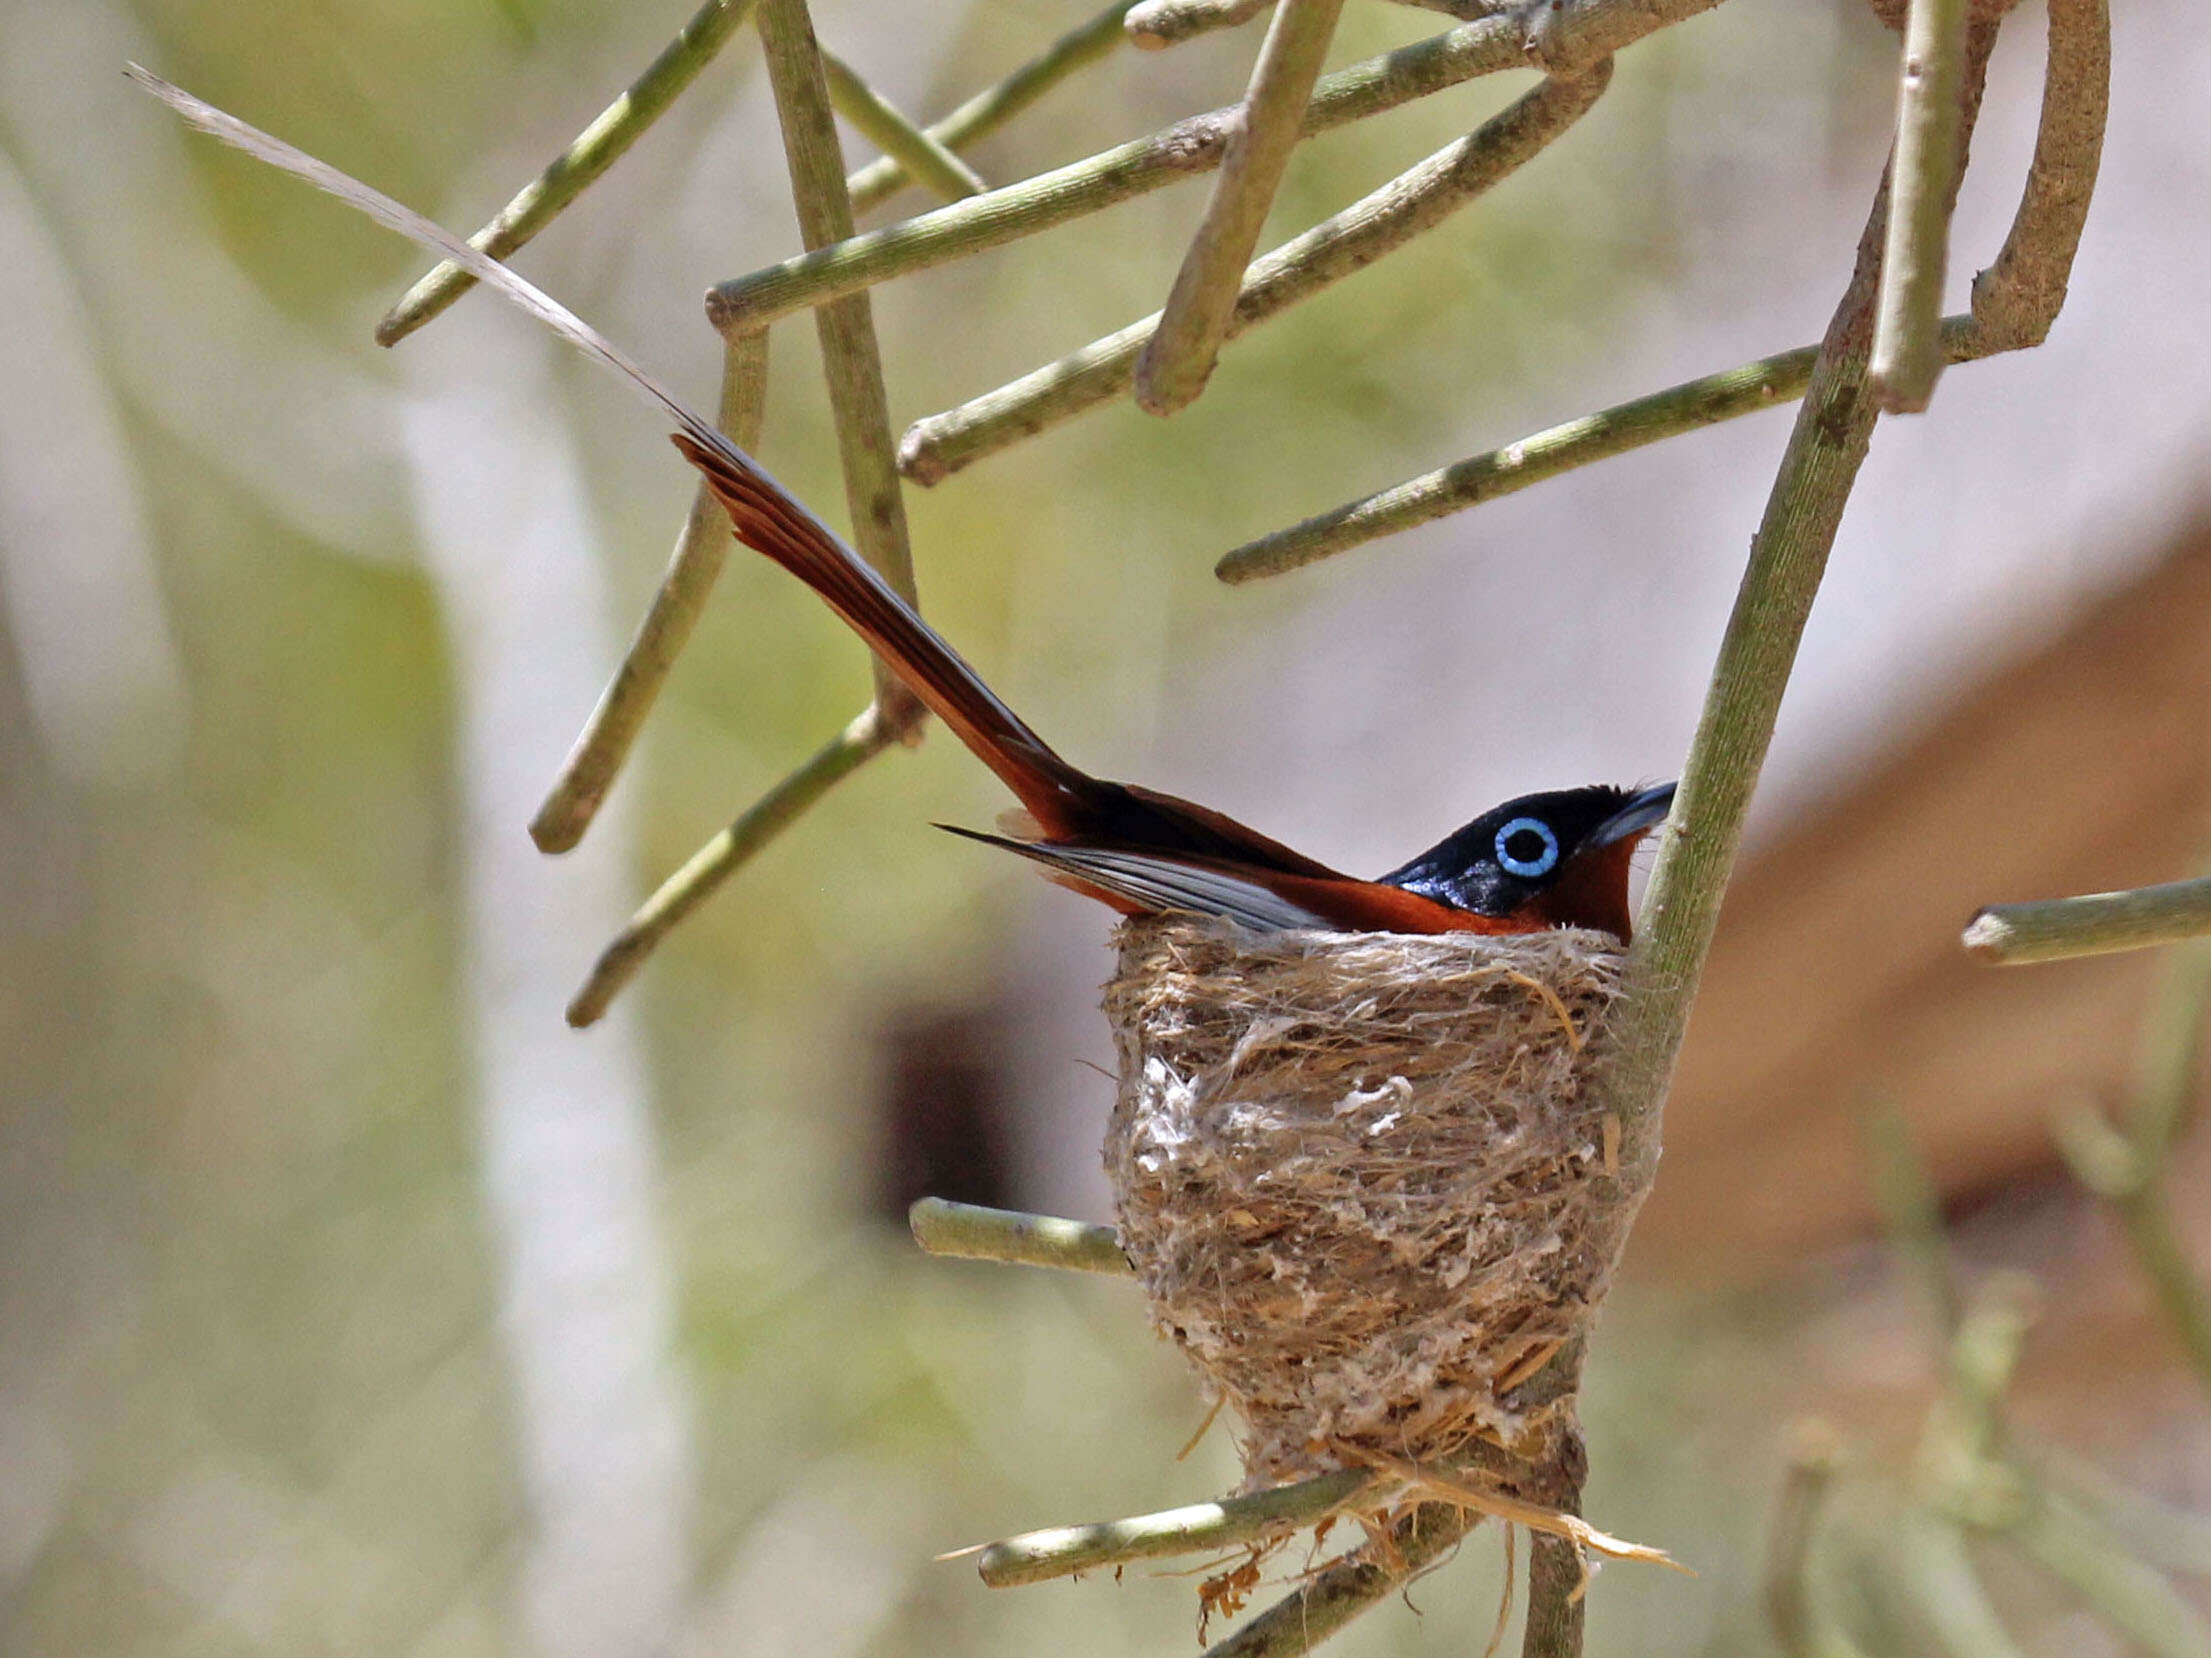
top-left (1104, 916), bottom-right (1640, 1494)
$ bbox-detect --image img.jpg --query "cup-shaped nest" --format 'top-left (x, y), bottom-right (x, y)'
top-left (1104, 916), bottom-right (1637, 1490)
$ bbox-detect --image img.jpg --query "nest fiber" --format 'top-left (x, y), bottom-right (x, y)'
top-left (1104, 916), bottom-right (1635, 1489)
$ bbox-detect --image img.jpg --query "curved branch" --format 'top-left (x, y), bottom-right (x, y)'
top-left (1962, 0), bottom-right (2108, 350)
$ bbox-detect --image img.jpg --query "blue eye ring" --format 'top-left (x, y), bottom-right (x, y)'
top-left (1494, 816), bottom-right (1560, 878)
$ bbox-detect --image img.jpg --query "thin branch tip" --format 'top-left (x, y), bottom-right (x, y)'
top-left (1871, 0), bottom-right (1972, 411)
top-left (1136, 0), bottom-right (1348, 414)
top-left (1962, 877), bottom-right (2211, 965)
top-left (908, 1197), bottom-right (1132, 1273)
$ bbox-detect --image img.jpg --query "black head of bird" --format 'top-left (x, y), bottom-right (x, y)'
top-left (1378, 782), bottom-right (1678, 942)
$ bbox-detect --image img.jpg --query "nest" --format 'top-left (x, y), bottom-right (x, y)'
top-left (1104, 915), bottom-right (1639, 1493)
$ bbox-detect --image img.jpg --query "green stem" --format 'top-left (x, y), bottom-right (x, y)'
top-left (845, 2), bottom-right (1137, 214)
top-left (1963, 878), bottom-right (2211, 965)
top-left (821, 47), bottom-right (986, 202)
top-left (1214, 329), bottom-right (1835, 580)
top-left (1124, 0), bottom-right (1272, 51)
top-left (973, 1470), bottom-right (1379, 1587)
top-left (1134, 0), bottom-right (1350, 415)
top-left (1870, 0), bottom-right (1970, 411)
top-left (708, 0), bottom-right (1719, 336)
top-left (1918, 1280), bottom-right (2211, 1656)
top-left (1576, 28), bottom-right (1997, 1199)
top-left (2112, 1198), bottom-right (2211, 1401)
top-left (377, 0), bottom-right (757, 346)
top-left (755, 0), bottom-right (927, 734)
top-left (2043, 1453), bottom-right (2211, 1581)
top-left (902, 66), bottom-right (1610, 486)
top-left (565, 705), bottom-right (893, 1026)
top-left (1601, 195), bottom-right (1890, 1174)
top-left (907, 1197), bottom-right (1131, 1275)
top-left (530, 331), bottom-right (770, 853)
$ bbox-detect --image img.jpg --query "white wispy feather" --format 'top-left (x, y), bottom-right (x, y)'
top-left (122, 64), bottom-right (852, 550)
top-left (122, 59), bottom-right (963, 681)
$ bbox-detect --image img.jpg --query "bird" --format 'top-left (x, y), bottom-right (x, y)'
top-left (675, 432), bottom-right (1673, 941)
top-left (130, 66), bottom-right (1675, 942)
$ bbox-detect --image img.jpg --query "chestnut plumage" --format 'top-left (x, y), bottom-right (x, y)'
top-left (675, 431), bottom-right (1673, 942)
top-left (120, 71), bottom-right (1671, 942)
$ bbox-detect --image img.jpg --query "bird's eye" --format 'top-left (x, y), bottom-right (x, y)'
top-left (1494, 817), bottom-right (1560, 878)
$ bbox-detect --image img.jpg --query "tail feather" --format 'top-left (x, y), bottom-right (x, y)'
top-left (125, 66), bottom-right (1351, 885)
top-left (671, 433), bottom-right (1091, 825)
top-left (935, 827), bottom-right (1336, 932)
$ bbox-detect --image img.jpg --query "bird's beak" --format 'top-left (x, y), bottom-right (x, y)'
top-left (1589, 781), bottom-right (1677, 849)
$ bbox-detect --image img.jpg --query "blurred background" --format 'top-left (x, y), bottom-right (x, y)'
top-left (4, 0), bottom-right (2210, 1652)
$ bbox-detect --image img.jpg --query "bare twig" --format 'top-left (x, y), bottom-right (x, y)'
top-left (1960, 0), bottom-right (2108, 351)
top-left (754, 0), bottom-right (927, 736)
top-left (1135, 0), bottom-right (1349, 415)
top-left (821, 48), bottom-right (987, 203)
top-left (2051, 934), bottom-right (2211, 1393)
top-left (1380, 1459), bottom-right (1680, 1571)
top-left (530, 331), bottom-right (769, 853)
top-left (1214, 329), bottom-right (1831, 580)
top-left (1218, 0), bottom-right (2102, 584)
top-left (846, 1), bottom-right (1137, 214)
top-left (708, 0), bottom-right (1721, 337)
top-left (1871, 0), bottom-right (1971, 410)
top-left (1190, 1351), bottom-right (1589, 1657)
top-left (377, 0), bottom-right (757, 346)
top-left (1125, 0), bottom-right (1272, 50)
top-left (907, 1197), bottom-right (1132, 1274)
top-left (968, 1470), bottom-right (1378, 1586)
top-left (902, 66), bottom-right (1611, 485)
top-left (565, 705), bottom-right (893, 1026)
top-left (1963, 877), bottom-right (2211, 965)
top-left (1201, 1504), bottom-right (1470, 1658)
